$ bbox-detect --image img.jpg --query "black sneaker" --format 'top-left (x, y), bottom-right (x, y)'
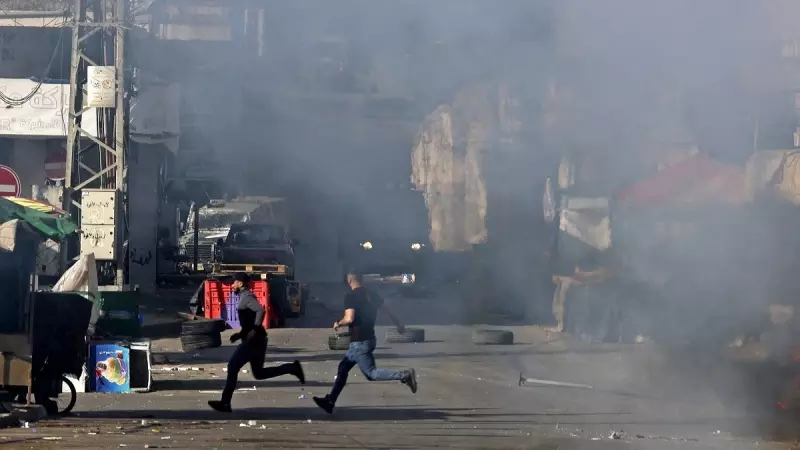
top-left (293, 360), bottom-right (306, 384)
top-left (402, 369), bottom-right (418, 394)
top-left (313, 396), bottom-right (334, 414)
top-left (208, 400), bottom-right (232, 413)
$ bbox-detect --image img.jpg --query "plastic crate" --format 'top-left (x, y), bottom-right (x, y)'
top-left (203, 280), bottom-right (274, 329)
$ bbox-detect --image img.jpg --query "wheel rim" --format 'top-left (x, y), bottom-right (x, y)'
top-left (55, 392), bottom-right (72, 414)
top-left (55, 376), bottom-right (77, 415)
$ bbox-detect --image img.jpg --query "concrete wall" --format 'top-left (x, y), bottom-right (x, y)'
top-left (127, 146), bottom-right (163, 293)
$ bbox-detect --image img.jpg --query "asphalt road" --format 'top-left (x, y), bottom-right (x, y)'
top-left (4, 281), bottom-right (800, 449)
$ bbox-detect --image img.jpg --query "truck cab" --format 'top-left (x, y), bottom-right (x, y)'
top-left (210, 222), bottom-right (306, 318)
top-left (214, 223), bottom-right (296, 274)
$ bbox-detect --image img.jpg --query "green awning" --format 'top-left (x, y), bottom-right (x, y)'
top-left (0, 197), bottom-right (78, 242)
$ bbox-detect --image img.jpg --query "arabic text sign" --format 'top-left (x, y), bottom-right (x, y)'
top-left (87, 66), bottom-right (116, 108)
top-left (0, 79), bottom-right (98, 137)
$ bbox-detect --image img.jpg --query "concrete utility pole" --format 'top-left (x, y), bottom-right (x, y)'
top-left (61, 0), bottom-right (129, 289)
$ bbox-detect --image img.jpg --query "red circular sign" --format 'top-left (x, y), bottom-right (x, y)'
top-left (45, 151), bottom-right (67, 180)
top-left (0, 165), bottom-right (21, 197)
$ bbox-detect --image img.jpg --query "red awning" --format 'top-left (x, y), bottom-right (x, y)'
top-left (616, 155), bottom-right (747, 207)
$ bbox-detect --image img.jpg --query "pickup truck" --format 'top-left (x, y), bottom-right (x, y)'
top-left (215, 223), bottom-right (296, 274)
top-left (212, 222), bottom-right (306, 317)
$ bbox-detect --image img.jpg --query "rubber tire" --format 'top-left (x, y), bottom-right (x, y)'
top-left (181, 332), bottom-right (222, 352)
top-left (472, 329), bottom-right (514, 345)
top-left (181, 318), bottom-right (225, 336)
top-left (55, 375), bottom-right (77, 416)
top-left (385, 327), bottom-right (425, 343)
top-left (328, 333), bottom-right (351, 351)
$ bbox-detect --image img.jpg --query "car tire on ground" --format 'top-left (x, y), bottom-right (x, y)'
top-left (181, 332), bottom-right (222, 352)
top-left (181, 318), bottom-right (225, 336)
top-left (385, 327), bottom-right (425, 343)
top-left (472, 329), bottom-right (514, 345)
top-left (328, 332), bottom-right (351, 351)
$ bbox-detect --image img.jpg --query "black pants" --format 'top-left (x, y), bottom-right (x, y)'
top-left (221, 333), bottom-right (296, 404)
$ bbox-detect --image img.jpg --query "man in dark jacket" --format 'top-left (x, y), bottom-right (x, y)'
top-left (209, 272), bottom-right (305, 412)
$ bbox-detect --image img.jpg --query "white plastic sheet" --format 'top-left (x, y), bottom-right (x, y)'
top-left (52, 253), bottom-right (99, 334)
top-left (0, 219), bottom-right (21, 251)
top-left (558, 197), bottom-right (611, 251)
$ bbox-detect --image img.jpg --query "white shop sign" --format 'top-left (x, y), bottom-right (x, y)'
top-left (0, 79), bottom-right (98, 137)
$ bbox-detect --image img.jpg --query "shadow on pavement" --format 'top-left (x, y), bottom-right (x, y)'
top-left (68, 406), bottom-right (458, 422)
top-left (152, 378), bottom-right (331, 390)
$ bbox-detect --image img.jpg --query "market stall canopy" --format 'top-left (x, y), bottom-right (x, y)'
top-left (616, 154), bottom-right (747, 208)
top-left (6, 197), bottom-right (67, 217)
top-left (0, 197), bottom-right (77, 242)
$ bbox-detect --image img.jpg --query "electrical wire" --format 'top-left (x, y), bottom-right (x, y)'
top-left (0, 25), bottom-right (65, 106)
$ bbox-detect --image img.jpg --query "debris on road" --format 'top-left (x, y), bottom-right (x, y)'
top-left (518, 372), bottom-right (593, 389)
top-left (153, 365), bottom-right (205, 372)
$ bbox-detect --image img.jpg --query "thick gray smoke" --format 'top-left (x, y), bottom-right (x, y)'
top-left (145, 0), bottom-right (799, 435)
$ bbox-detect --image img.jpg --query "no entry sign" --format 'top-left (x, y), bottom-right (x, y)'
top-left (0, 165), bottom-right (21, 197)
top-left (45, 151), bottom-right (67, 180)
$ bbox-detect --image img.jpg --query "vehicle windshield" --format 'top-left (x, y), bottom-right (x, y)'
top-left (199, 212), bottom-right (250, 229)
top-left (226, 224), bottom-right (286, 246)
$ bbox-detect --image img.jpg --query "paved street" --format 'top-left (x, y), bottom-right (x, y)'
top-left (4, 282), bottom-right (800, 449)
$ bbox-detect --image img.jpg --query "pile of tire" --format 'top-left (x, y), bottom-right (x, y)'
top-left (328, 332), bottom-right (351, 351)
top-left (180, 318), bottom-right (225, 352)
top-left (385, 327), bottom-right (426, 343)
top-left (472, 329), bottom-right (514, 345)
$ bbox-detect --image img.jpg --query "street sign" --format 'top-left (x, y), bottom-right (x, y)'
top-left (87, 66), bottom-right (116, 108)
top-left (45, 151), bottom-right (67, 180)
top-left (0, 165), bottom-right (21, 197)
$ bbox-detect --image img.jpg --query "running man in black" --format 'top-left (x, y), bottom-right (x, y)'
top-left (313, 271), bottom-right (417, 414)
top-left (209, 272), bottom-right (305, 412)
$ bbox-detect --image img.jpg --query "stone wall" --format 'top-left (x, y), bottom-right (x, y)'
top-left (411, 82), bottom-right (530, 251)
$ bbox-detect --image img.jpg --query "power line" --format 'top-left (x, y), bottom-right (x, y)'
top-left (0, 22), bottom-right (67, 106)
